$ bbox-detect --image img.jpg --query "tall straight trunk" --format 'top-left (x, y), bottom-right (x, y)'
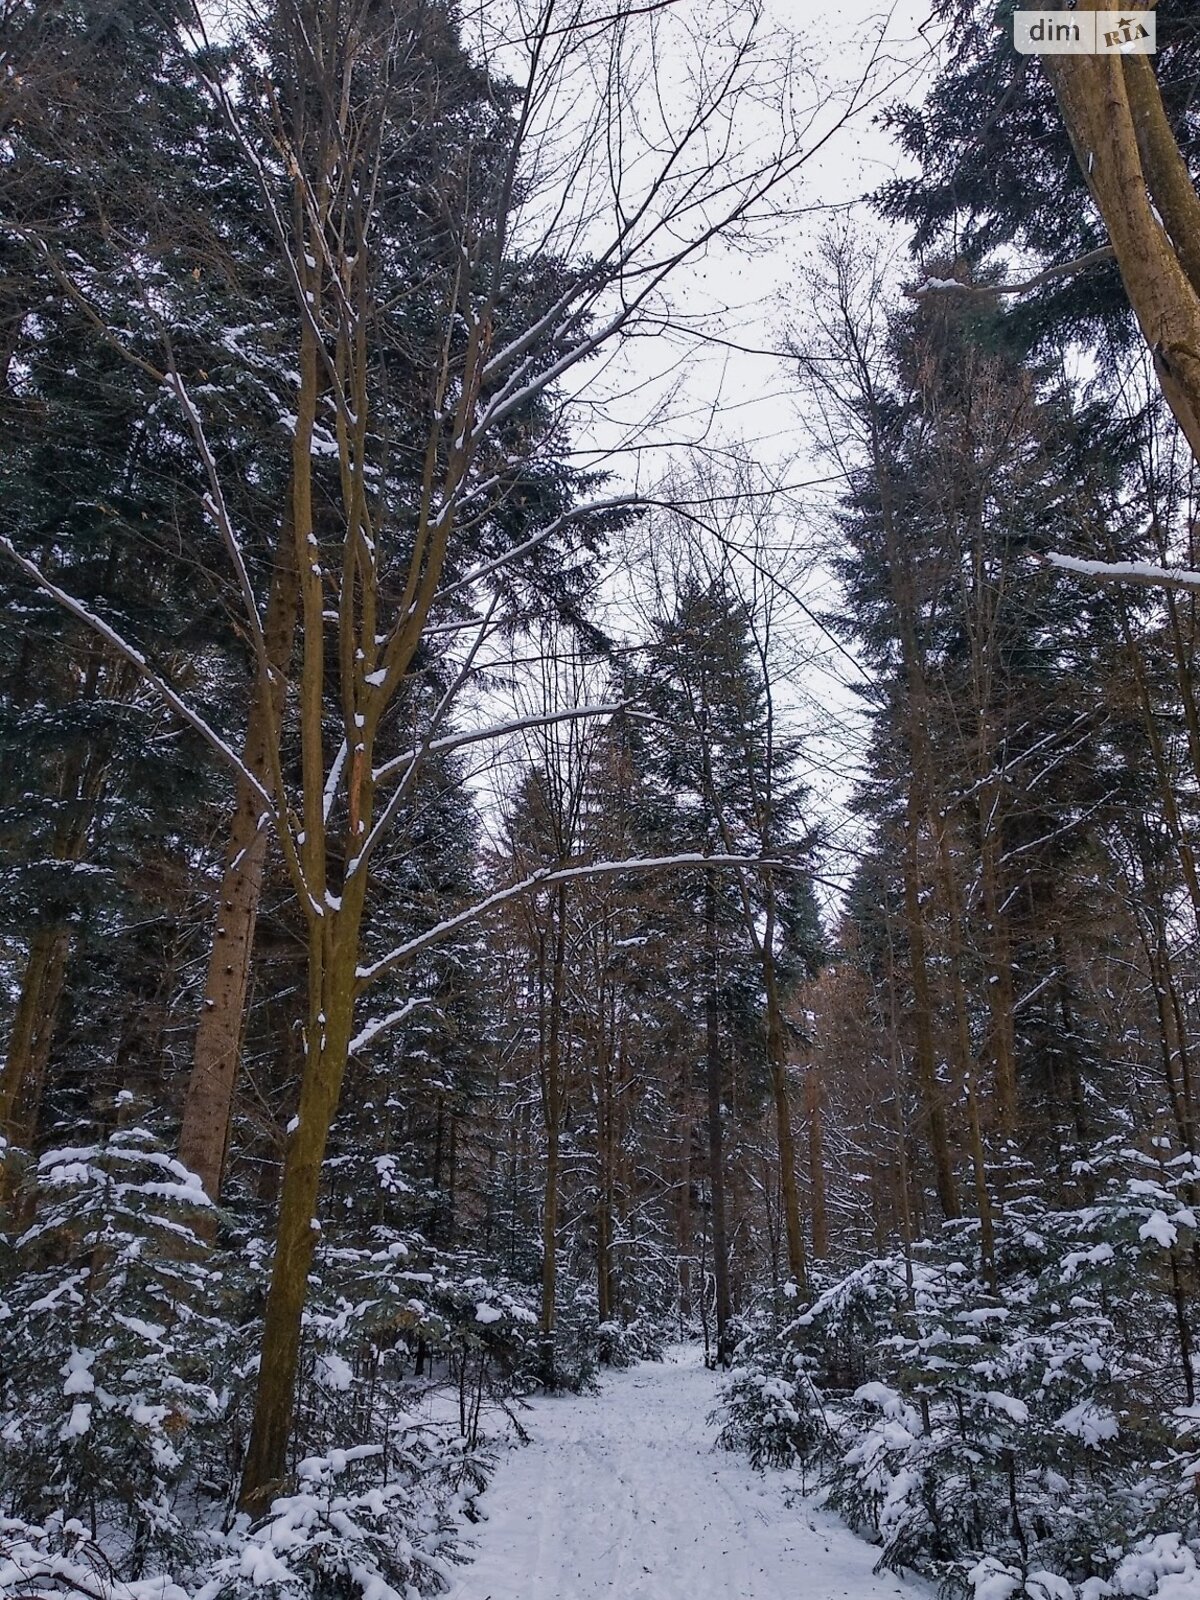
top-left (0, 925), bottom-right (71, 1147)
top-left (595, 1060), bottom-right (611, 1326)
top-left (1052, 938), bottom-right (1090, 1161)
top-left (761, 897), bottom-right (807, 1296)
top-left (902, 787), bottom-right (960, 1219)
top-left (596, 1189), bottom-right (612, 1326)
top-left (591, 953), bottom-right (617, 1329)
top-left (539, 884), bottom-right (568, 1382)
top-left (977, 792), bottom-right (1019, 1146)
top-left (178, 521), bottom-right (299, 1197)
top-left (239, 293), bottom-right (353, 1513)
top-left (935, 828), bottom-right (997, 1275)
top-left (806, 1064), bottom-right (828, 1261)
top-left (1118, 609), bottom-right (1200, 949)
top-left (767, 1049), bottom-right (807, 1295)
top-left (676, 1070), bottom-right (693, 1319)
top-left (857, 345), bottom-right (958, 1220)
top-left (1, 646), bottom-right (122, 1149)
top-left (238, 892), bottom-right (365, 1512)
top-left (1145, 918), bottom-right (1196, 1157)
top-left (612, 1038), bottom-right (629, 1321)
top-left (705, 872), bottom-right (733, 1365)
top-left (1044, 38), bottom-right (1200, 462)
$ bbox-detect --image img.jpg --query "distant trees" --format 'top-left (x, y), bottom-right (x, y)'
top-left (789, 229), bottom-right (1179, 1268)
top-left (13, 2), bottom-right (1200, 1593)
top-left (2, 0), bottom-right (837, 1524)
top-left (622, 558), bottom-right (822, 1354)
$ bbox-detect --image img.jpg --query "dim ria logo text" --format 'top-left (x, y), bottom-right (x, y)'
top-left (1013, 11), bottom-right (1156, 54)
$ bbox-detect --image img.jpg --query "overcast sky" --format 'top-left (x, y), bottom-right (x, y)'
top-left (576, 1), bottom-right (943, 886)
top-left (466, 0), bottom-right (944, 891)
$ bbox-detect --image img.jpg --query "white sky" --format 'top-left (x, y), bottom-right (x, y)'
top-left (486, 0), bottom-right (941, 896)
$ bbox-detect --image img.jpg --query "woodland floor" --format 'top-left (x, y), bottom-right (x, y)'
top-left (447, 1344), bottom-right (932, 1600)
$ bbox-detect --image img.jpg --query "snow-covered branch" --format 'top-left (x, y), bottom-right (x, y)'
top-left (1, 537), bottom-right (273, 813)
top-left (356, 853), bottom-right (802, 984)
top-left (910, 248), bottom-right (1115, 301)
top-left (1046, 551), bottom-right (1200, 592)
top-left (370, 704), bottom-right (625, 787)
top-left (348, 997), bottom-right (442, 1055)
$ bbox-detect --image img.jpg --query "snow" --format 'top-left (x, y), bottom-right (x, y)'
top-left (447, 1347), bottom-right (931, 1600)
top-left (473, 1303), bottom-right (503, 1325)
top-left (1107, 1533), bottom-right (1200, 1600)
top-left (1046, 552), bottom-right (1200, 590)
top-left (59, 1403), bottom-right (91, 1439)
top-left (1056, 1400), bottom-right (1119, 1447)
top-left (317, 1352), bottom-right (354, 1391)
top-left (1140, 1210), bottom-right (1178, 1248)
top-left (985, 1391), bottom-right (1029, 1424)
top-left (61, 1349), bottom-right (95, 1396)
top-left (357, 854), bottom-right (789, 983)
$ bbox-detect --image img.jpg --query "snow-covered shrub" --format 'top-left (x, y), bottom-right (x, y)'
top-left (297, 1230), bottom-right (543, 1453)
top-left (596, 1312), bottom-right (667, 1370)
top-left (207, 1437), bottom-right (478, 1600)
top-left (719, 1153), bottom-right (1200, 1598)
top-left (0, 1126), bottom-right (231, 1568)
top-left (0, 1154), bottom-right (543, 1600)
top-left (715, 1320), bottom-right (829, 1470)
top-left (0, 1511), bottom-right (193, 1600)
top-left (418, 1268), bottom-right (541, 1440)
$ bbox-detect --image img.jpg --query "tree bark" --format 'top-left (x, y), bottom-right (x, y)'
top-left (238, 902), bottom-right (361, 1512)
top-left (806, 1062), bottom-right (828, 1261)
top-left (178, 521), bottom-right (299, 1198)
top-left (1045, 40), bottom-right (1200, 463)
top-left (596, 1036), bottom-right (617, 1330)
top-left (705, 871), bottom-right (734, 1365)
top-left (761, 899), bottom-right (808, 1295)
top-left (539, 884), bottom-right (568, 1384)
top-left (902, 787), bottom-right (960, 1219)
top-left (676, 1072), bottom-right (693, 1320)
top-left (0, 924), bottom-right (71, 1147)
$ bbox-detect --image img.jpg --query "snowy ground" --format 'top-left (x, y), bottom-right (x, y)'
top-left (447, 1344), bottom-right (932, 1600)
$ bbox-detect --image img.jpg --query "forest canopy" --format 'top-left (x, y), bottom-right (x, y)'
top-left (3, 3), bottom-right (1200, 1600)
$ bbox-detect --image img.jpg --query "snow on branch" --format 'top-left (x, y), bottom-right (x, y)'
top-left (909, 248), bottom-right (1116, 301)
top-left (431, 495), bottom-right (642, 610)
top-left (351, 699), bottom-right (625, 881)
top-left (356, 854), bottom-right (803, 985)
top-left (371, 703), bottom-right (625, 786)
top-left (1046, 551), bottom-right (1200, 592)
top-left (348, 997), bottom-right (443, 1055)
top-left (0, 538), bottom-right (273, 811)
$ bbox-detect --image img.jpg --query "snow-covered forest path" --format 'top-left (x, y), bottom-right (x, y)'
top-left (448, 1345), bottom-right (930, 1600)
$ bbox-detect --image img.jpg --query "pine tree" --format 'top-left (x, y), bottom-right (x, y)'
top-left (621, 570), bottom-right (821, 1355)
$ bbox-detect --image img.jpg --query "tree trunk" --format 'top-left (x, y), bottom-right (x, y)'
top-left (0, 924), bottom-right (71, 1147)
top-left (761, 898), bottom-right (808, 1295)
top-left (596, 1039), bottom-right (616, 1330)
top-left (178, 522), bottom-right (299, 1198)
top-left (705, 872), bottom-right (733, 1365)
top-left (539, 884), bottom-right (568, 1385)
top-left (238, 899), bottom-right (362, 1512)
top-left (1, 654), bottom-right (120, 1152)
top-left (1045, 41), bottom-right (1200, 463)
top-left (806, 1063), bottom-right (828, 1261)
top-left (676, 1073), bottom-right (693, 1320)
top-left (902, 787), bottom-right (960, 1219)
